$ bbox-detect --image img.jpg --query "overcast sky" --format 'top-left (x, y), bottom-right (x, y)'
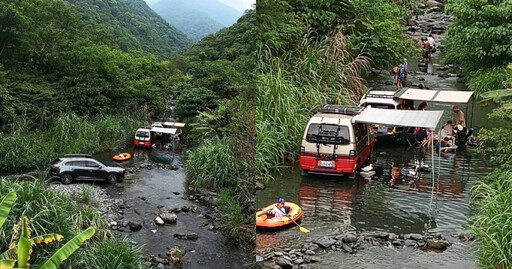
top-left (144, 0), bottom-right (255, 11)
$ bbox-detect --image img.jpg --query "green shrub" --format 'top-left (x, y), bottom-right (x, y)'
top-left (0, 113), bottom-right (143, 170)
top-left (80, 238), bottom-right (146, 269)
top-left (186, 138), bottom-right (238, 190)
top-left (217, 189), bottom-right (247, 241)
top-left (0, 179), bottom-right (110, 267)
top-left (175, 87), bottom-right (220, 120)
top-left (469, 68), bottom-right (512, 96)
top-left (471, 166), bottom-right (512, 269)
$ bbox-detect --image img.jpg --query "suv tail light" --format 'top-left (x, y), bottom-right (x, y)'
top-left (53, 165), bottom-right (60, 169)
top-left (349, 150), bottom-right (356, 159)
top-left (300, 146), bottom-right (305, 155)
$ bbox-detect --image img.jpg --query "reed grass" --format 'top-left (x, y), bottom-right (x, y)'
top-left (79, 238), bottom-right (146, 269)
top-left (256, 30), bottom-right (370, 179)
top-left (186, 138), bottom-right (238, 190)
top-left (0, 113), bottom-right (143, 171)
top-left (471, 165), bottom-right (512, 269)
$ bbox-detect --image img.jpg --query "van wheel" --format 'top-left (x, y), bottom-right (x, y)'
top-left (107, 174), bottom-right (118, 185)
top-left (301, 169), bottom-right (308, 177)
top-left (347, 165), bottom-right (359, 180)
top-left (61, 174), bottom-right (73, 185)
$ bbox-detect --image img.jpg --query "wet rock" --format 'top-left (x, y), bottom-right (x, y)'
top-left (155, 217), bottom-right (165, 226)
top-left (385, 80), bottom-right (394, 85)
top-left (419, 77), bottom-right (425, 81)
top-left (315, 237), bottom-right (336, 248)
top-left (156, 263), bottom-right (165, 269)
top-left (405, 233), bottom-right (423, 240)
top-left (310, 257), bottom-right (320, 263)
top-left (181, 206), bottom-right (190, 212)
top-left (274, 252), bottom-right (283, 256)
top-left (173, 233), bottom-right (198, 240)
top-left (191, 206), bottom-right (198, 213)
top-left (256, 254), bottom-right (264, 263)
top-left (305, 250), bottom-right (315, 255)
top-left (128, 221), bottom-right (143, 231)
top-left (342, 234), bottom-right (358, 243)
top-left (294, 258), bottom-right (304, 264)
top-left (405, 239), bottom-right (416, 246)
top-left (392, 239), bottom-right (402, 246)
top-left (151, 229), bottom-right (157, 234)
top-left (255, 182), bottom-right (265, 190)
top-left (275, 257), bottom-right (293, 269)
top-left (208, 225), bottom-right (215, 231)
top-left (263, 252), bottom-right (274, 260)
top-left (159, 213), bottom-right (177, 224)
top-left (418, 83), bottom-right (425, 89)
top-left (388, 233), bottom-right (397, 240)
top-left (303, 243), bottom-right (319, 252)
top-left (341, 244), bottom-right (353, 253)
top-left (427, 239), bottom-right (451, 250)
top-left (427, 0), bottom-right (443, 8)
top-left (138, 196), bottom-right (147, 201)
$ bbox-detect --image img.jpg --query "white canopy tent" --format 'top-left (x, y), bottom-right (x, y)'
top-left (395, 88), bottom-right (474, 104)
top-left (150, 127), bottom-right (177, 135)
top-left (353, 108), bottom-right (444, 129)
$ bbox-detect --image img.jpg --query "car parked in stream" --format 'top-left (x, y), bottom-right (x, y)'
top-left (49, 156), bottom-right (125, 184)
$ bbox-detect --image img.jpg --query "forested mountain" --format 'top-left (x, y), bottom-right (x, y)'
top-left (150, 0), bottom-right (243, 41)
top-left (69, 0), bottom-right (192, 57)
top-left (0, 0), bottom-right (190, 131)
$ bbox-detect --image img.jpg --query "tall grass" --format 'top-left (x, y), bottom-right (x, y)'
top-left (186, 138), bottom-right (239, 190)
top-left (80, 238), bottom-right (146, 269)
top-left (256, 30), bottom-right (370, 178)
top-left (471, 166), bottom-right (512, 269)
top-left (0, 113), bottom-right (143, 171)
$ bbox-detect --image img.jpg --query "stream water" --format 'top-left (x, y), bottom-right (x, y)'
top-left (256, 44), bottom-right (510, 268)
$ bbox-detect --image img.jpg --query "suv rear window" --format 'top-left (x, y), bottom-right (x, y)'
top-left (306, 124), bottom-right (350, 145)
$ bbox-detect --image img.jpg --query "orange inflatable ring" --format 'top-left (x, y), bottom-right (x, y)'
top-left (256, 202), bottom-right (303, 230)
top-left (113, 153), bottom-right (131, 161)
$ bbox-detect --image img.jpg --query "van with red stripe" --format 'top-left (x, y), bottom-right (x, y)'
top-left (299, 105), bottom-right (375, 179)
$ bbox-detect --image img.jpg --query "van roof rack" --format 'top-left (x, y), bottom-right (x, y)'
top-left (63, 154), bottom-right (92, 158)
top-left (319, 105), bottom-right (364, 116)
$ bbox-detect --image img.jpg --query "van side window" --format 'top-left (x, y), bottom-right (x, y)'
top-left (355, 123), bottom-right (367, 139)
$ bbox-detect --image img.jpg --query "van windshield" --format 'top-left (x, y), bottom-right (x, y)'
top-left (136, 131), bottom-right (149, 138)
top-left (306, 124), bottom-right (350, 145)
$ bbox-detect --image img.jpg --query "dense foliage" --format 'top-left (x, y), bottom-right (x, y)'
top-left (256, 0), bottom-right (411, 177)
top-left (446, 1), bottom-right (512, 267)
top-left (0, 0), bottom-right (190, 133)
top-left (171, 11), bottom-right (255, 244)
top-left (0, 180), bottom-right (145, 268)
top-left (258, 0), bottom-right (414, 68)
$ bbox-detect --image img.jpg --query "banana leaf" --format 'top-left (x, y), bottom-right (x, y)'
top-left (480, 89), bottom-right (512, 99)
top-left (40, 227), bottom-right (95, 269)
top-left (17, 237), bottom-right (30, 269)
top-left (0, 260), bottom-right (14, 269)
top-left (0, 192), bottom-right (16, 229)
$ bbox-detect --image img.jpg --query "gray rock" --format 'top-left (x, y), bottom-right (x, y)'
top-left (274, 251), bottom-right (283, 256)
top-left (294, 258), bottom-right (304, 264)
top-left (256, 254), bottom-right (264, 263)
top-left (315, 237), bottom-right (336, 248)
top-left (305, 250), bottom-right (315, 255)
top-left (255, 182), bottom-right (265, 190)
top-left (128, 221), bottom-right (143, 231)
top-left (405, 239), bottom-right (416, 246)
top-left (275, 257), bottom-right (293, 269)
top-left (427, 0), bottom-right (443, 8)
top-left (407, 233), bottom-right (424, 240)
top-left (427, 239), bottom-right (451, 250)
top-left (304, 243), bottom-right (319, 251)
top-left (389, 233), bottom-right (397, 240)
top-left (155, 217), bottom-right (164, 226)
top-left (342, 244), bottom-right (353, 253)
top-left (159, 212), bottom-right (177, 224)
top-left (156, 263), bottom-right (165, 269)
top-left (342, 234), bottom-right (358, 243)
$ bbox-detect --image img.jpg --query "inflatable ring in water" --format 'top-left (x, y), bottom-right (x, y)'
top-left (256, 202), bottom-right (303, 230)
top-left (113, 153), bottom-right (131, 161)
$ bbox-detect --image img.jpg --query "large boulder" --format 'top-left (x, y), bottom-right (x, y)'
top-left (159, 212), bottom-right (178, 224)
top-left (315, 237), bottom-right (336, 248)
top-left (275, 257), bottom-right (293, 269)
top-left (427, 0), bottom-right (443, 8)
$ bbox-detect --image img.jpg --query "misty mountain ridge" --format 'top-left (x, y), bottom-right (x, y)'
top-left (150, 0), bottom-right (243, 42)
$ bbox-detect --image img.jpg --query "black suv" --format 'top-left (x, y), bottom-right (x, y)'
top-left (49, 155), bottom-right (125, 184)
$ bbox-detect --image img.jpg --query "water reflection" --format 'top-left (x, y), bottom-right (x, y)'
top-left (256, 144), bottom-right (494, 251)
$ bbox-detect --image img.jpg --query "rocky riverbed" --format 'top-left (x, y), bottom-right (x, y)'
top-left (50, 157), bottom-right (247, 269)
